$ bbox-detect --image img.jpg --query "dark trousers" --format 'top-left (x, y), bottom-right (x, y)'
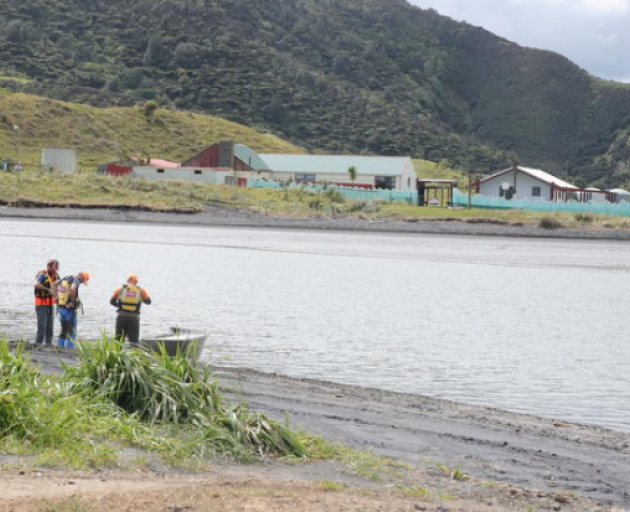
top-left (116, 311), bottom-right (141, 345)
top-left (35, 305), bottom-right (54, 345)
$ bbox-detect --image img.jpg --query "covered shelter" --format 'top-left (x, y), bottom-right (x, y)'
top-left (417, 179), bottom-right (458, 206)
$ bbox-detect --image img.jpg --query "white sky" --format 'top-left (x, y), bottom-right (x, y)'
top-left (408, 0), bottom-right (630, 82)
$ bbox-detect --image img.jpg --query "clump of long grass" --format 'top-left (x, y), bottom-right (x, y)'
top-left (538, 216), bottom-right (564, 229)
top-left (0, 340), bottom-right (126, 466)
top-left (65, 336), bottom-right (307, 458)
top-left (0, 337), bottom-right (306, 468)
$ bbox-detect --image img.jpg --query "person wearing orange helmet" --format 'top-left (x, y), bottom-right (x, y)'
top-left (55, 271), bottom-right (90, 348)
top-left (110, 274), bottom-right (151, 346)
top-left (34, 259), bottom-right (60, 345)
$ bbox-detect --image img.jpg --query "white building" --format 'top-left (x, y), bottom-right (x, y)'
top-left (608, 188), bottom-right (630, 203)
top-left (478, 166), bottom-right (579, 202)
top-left (258, 154), bottom-right (417, 191)
top-left (132, 165), bottom-right (234, 185)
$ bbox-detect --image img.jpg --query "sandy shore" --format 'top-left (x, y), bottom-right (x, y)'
top-left (3, 204), bottom-right (630, 240)
top-left (6, 345), bottom-right (630, 511)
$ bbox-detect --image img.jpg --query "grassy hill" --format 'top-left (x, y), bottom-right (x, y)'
top-left (2, 0), bottom-right (630, 187)
top-left (0, 89), bottom-right (302, 170)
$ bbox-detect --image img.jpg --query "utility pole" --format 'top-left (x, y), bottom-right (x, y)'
top-left (13, 124), bottom-right (20, 163)
top-left (468, 170), bottom-right (473, 209)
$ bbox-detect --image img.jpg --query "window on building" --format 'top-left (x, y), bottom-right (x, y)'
top-left (295, 174), bottom-right (316, 183)
top-left (157, 169), bottom-right (165, 174)
top-left (375, 176), bottom-right (395, 190)
top-left (532, 186), bottom-right (541, 197)
top-left (407, 177), bottom-right (411, 188)
top-left (500, 185), bottom-right (516, 199)
top-left (194, 170), bottom-right (202, 175)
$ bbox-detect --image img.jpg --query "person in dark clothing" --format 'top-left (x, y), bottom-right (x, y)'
top-left (110, 275), bottom-right (151, 346)
top-left (34, 259), bottom-right (60, 345)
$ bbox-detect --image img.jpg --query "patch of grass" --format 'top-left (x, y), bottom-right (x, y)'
top-left (301, 435), bottom-right (405, 481)
top-left (65, 336), bottom-right (307, 459)
top-left (396, 484), bottom-right (430, 498)
top-left (42, 497), bottom-right (99, 512)
top-left (0, 338), bottom-right (306, 469)
top-left (574, 212), bottom-right (594, 223)
top-left (538, 216), bottom-right (564, 229)
top-left (434, 463), bottom-right (469, 481)
top-left (318, 480), bottom-right (347, 492)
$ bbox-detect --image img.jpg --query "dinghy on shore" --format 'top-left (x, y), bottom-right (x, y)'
top-left (140, 327), bottom-right (207, 360)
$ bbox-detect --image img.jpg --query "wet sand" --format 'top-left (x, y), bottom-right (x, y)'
top-left (16, 345), bottom-right (630, 508)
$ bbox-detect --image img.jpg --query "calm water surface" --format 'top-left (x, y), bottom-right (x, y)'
top-left (1, 218), bottom-right (630, 432)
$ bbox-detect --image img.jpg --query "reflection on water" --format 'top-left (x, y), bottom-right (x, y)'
top-left (1, 218), bottom-right (630, 432)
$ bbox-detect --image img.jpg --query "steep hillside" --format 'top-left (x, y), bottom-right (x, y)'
top-left (0, 89), bottom-right (301, 169)
top-left (1, 0), bottom-right (630, 186)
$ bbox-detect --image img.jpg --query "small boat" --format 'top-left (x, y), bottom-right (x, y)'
top-left (140, 327), bottom-right (207, 360)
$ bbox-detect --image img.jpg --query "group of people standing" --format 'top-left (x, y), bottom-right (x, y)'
top-left (34, 259), bottom-right (151, 347)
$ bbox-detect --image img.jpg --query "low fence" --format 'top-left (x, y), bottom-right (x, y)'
top-left (452, 189), bottom-right (630, 216)
top-left (247, 179), bottom-right (418, 204)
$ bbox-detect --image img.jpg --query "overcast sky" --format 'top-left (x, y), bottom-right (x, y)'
top-left (408, 0), bottom-right (630, 82)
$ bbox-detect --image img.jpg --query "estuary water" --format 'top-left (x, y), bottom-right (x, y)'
top-left (1, 218), bottom-right (630, 432)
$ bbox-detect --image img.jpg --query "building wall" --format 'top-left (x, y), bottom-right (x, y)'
top-left (479, 170), bottom-right (551, 201)
top-left (268, 163), bottom-right (415, 191)
top-left (132, 166), bottom-right (233, 184)
top-left (270, 171), bottom-right (376, 187)
top-left (400, 160), bottom-right (417, 191)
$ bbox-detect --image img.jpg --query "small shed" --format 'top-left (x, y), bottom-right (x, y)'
top-left (42, 148), bottom-right (77, 173)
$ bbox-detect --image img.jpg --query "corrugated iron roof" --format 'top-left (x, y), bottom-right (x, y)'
top-left (481, 166), bottom-right (577, 189)
top-left (235, 144), bottom-right (271, 171)
top-left (258, 154), bottom-right (411, 176)
top-left (131, 157), bottom-right (180, 169)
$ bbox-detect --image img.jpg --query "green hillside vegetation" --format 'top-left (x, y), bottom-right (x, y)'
top-left (0, 0), bottom-right (513, 172)
top-left (0, 89), bottom-right (302, 169)
top-left (412, 159), bottom-right (465, 183)
top-left (3, 0), bottom-right (630, 187)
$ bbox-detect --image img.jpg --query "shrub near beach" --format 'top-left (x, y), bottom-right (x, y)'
top-left (0, 338), bottom-right (306, 467)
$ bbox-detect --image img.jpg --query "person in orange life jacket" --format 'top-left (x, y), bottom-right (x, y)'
top-left (55, 271), bottom-right (90, 348)
top-left (34, 259), bottom-right (60, 345)
top-left (110, 275), bottom-right (151, 346)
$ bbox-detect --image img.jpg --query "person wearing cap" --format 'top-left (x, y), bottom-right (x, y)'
top-left (34, 259), bottom-right (60, 345)
top-left (110, 275), bottom-right (151, 346)
top-left (55, 271), bottom-right (90, 348)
